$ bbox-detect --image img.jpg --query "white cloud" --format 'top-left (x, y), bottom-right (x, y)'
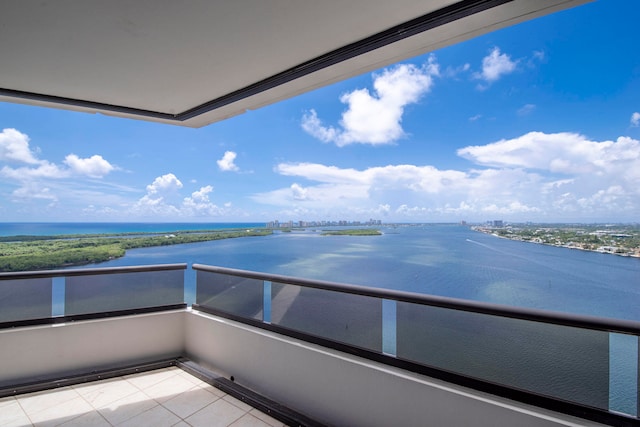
top-left (302, 58), bottom-right (439, 146)
top-left (443, 63), bottom-right (470, 78)
top-left (256, 161), bottom-right (549, 220)
top-left (277, 163), bottom-right (369, 184)
top-left (132, 194), bottom-right (180, 217)
top-left (136, 194), bottom-right (164, 207)
top-left (0, 129), bottom-right (247, 220)
top-left (182, 185), bottom-right (227, 216)
top-left (146, 173), bottom-right (183, 194)
top-left (0, 129), bottom-right (116, 188)
top-left (517, 104), bottom-right (536, 116)
top-left (0, 129), bottom-right (69, 181)
top-left (253, 130), bottom-right (640, 221)
top-left (631, 112), bottom-right (640, 127)
top-left (82, 205), bottom-right (119, 217)
top-left (290, 183), bottom-right (308, 201)
top-left (2, 156), bottom-right (114, 181)
top-left (1, 161), bottom-right (67, 180)
top-left (131, 177), bottom-right (242, 219)
top-left (64, 154), bottom-right (115, 178)
top-left (532, 50), bottom-right (546, 62)
top-left (526, 50), bottom-right (546, 68)
top-left (0, 128), bottom-right (41, 164)
top-left (457, 132), bottom-right (640, 177)
top-left (300, 111), bottom-right (339, 143)
top-left (11, 183), bottom-right (58, 203)
top-left (475, 47), bottom-right (517, 85)
top-left (189, 185), bottom-right (214, 202)
top-left (217, 151), bottom-right (239, 171)
top-left (3, 178), bottom-right (134, 214)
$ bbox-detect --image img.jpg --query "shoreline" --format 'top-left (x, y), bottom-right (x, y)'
top-left (0, 228), bottom-right (272, 272)
top-left (472, 227), bottom-right (640, 259)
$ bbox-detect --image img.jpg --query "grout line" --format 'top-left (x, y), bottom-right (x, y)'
top-left (15, 397), bottom-right (35, 427)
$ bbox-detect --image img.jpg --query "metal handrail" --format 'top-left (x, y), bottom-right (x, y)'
top-left (193, 263), bottom-right (640, 336)
top-left (0, 263), bottom-right (187, 280)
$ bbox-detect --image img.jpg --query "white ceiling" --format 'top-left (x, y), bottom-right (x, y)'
top-left (0, 0), bottom-right (588, 127)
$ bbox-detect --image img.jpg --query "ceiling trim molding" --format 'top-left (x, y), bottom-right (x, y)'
top-left (0, 87), bottom-right (176, 120)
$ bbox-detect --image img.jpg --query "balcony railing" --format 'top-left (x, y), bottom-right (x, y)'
top-left (1, 263), bottom-right (638, 426)
top-left (0, 264), bottom-right (187, 326)
top-left (193, 263), bottom-right (640, 426)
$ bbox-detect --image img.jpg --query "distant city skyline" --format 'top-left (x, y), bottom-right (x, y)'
top-left (1, 0), bottom-right (639, 223)
top-left (267, 219), bottom-right (383, 228)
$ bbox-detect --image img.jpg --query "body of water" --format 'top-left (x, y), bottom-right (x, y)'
top-left (3, 222), bottom-right (639, 414)
top-left (41, 223), bottom-right (638, 321)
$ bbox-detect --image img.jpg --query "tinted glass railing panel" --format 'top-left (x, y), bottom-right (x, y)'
top-left (196, 271), bottom-right (263, 320)
top-left (65, 270), bottom-right (184, 315)
top-left (609, 333), bottom-right (638, 416)
top-left (270, 282), bottom-right (382, 352)
top-left (396, 302), bottom-right (609, 410)
top-left (0, 278), bottom-right (52, 322)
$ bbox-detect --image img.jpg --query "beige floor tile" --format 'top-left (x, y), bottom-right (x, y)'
top-left (141, 375), bottom-right (196, 403)
top-left (29, 396), bottom-right (93, 427)
top-left (175, 370), bottom-right (206, 386)
top-left (115, 404), bottom-right (180, 427)
top-left (17, 387), bottom-right (80, 417)
top-left (0, 396), bottom-right (17, 408)
top-left (0, 399), bottom-right (31, 427)
top-left (161, 385), bottom-right (220, 419)
top-left (0, 413), bottom-right (33, 427)
top-left (124, 368), bottom-right (179, 391)
top-left (185, 399), bottom-right (246, 427)
top-left (249, 408), bottom-right (286, 427)
top-left (97, 390), bottom-right (158, 426)
top-left (0, 399), bottom-right (23, 418)
top-left (171, 422), bottom-right (191, 427)
top-left (223, 395), bottom-right (253, 412)
top-left (198, 382), bottom-right (226, 398)
top-left (79, 380), bottom-right (139, 409)
top-left (57, 410), bottom-right (111, 427)
top-left (229, 413), bottom-right (274, 427)
top-left (72, 377), bottom-right (120, 396)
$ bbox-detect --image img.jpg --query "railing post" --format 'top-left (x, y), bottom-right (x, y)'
top-left (52, 276), bottom-right (65, 317)
top-left (382, 299), bottom-right (396, 356)
top-left (184, 265), bottom-right (196, 306)
top-left (263, 281), bottom-right (272, 323)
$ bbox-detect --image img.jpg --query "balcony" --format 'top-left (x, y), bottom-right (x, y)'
top-left (1, 263), bottom-right (638, 426)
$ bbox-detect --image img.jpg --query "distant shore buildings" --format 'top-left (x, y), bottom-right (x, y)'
top-left (472, 223), bottom-right (640, 258)
top-left (267, 219), bottom-right (382, 228)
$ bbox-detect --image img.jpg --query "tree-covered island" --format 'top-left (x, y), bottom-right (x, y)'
top-left (320, 229), bottom-right (382, 236)
top-left (472, 224), bottom-right (640, 258)
top-left (0, 229), bottom-right (272, 272)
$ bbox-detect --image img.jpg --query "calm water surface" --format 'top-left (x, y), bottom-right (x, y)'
top-left (53, 223), bottom-right (640, 321)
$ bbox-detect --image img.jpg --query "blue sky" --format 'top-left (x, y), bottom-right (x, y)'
top-left (1, 0), bottom-right (639, 223)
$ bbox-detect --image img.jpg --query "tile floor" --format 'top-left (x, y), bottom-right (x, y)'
top-left (0, 367), bottom-right (286, 427)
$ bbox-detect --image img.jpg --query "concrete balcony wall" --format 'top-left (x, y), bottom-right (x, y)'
top-left (0, 306), bottom-right (609, 426)
top-left (0, 310), bottom-right (185, 385)
top-left (183, 310), bottom-right (601, 427)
